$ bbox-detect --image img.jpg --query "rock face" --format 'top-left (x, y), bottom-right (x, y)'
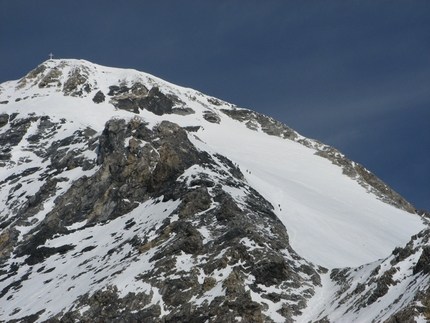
top-left (311, 227), bottom-right (430, 322)
top-left (0, 59), bottom-right (427, 322)
top-left (0, 115), bottom-right (321, 322)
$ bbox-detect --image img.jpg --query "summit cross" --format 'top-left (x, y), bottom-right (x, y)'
top-left (49, 53), bottom-right (54, 60)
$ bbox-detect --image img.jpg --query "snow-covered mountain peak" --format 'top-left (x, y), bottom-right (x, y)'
top-left (0, 59), bottom-right (428, 322)
top-left (0, 58), bottom-right (237, 131)
top-left (11, 58), bottom-right (166, 94)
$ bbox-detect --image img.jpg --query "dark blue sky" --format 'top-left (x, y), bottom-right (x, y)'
top-left (1, 1), bottom-right (429, 211)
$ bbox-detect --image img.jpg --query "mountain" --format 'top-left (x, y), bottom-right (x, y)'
top-left (0, 59), bottom-right (428, 323)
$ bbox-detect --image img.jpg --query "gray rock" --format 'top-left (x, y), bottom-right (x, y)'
top-left (0, 113), bottom-right (8, 127)
top-left (138, 87), bottom-right (174, 115)
top-left (203, 110), bottom-right (220, 123)
top-left (63, 67), bottom-right (90, 96)
top-left (38, 67), bottom-right (62, 88)
top-left (0, 116), bottom-right (39, 162)
top-left (221, 108), bottom-right (297, 139)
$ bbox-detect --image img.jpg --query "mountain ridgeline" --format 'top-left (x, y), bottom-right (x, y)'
top-left (0, 59), bottom-right (428, 322)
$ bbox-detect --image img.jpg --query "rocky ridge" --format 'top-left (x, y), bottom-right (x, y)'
top-left (219, 109), bottom-right (415, 214)
top-left (303, 226), bottom-right (430, 322)
top-left (0, 113), bottom-right (321, 322)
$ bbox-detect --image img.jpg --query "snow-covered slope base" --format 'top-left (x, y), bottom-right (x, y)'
top-left (0, 59), bottom-right (428, 322)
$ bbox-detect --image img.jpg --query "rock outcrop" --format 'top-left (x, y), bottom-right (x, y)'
top-left (0, 113), bottom-right (321, 322)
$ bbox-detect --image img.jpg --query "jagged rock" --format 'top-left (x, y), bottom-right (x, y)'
top-left (0, 113), bottom-right (8, 127)
top-left (221, 108), bottom-right (297, 139)
top-left (38, 67), bottom-right (62, 88)
top-left (418, 209), bottom-right (430, 218)
top-left (108, 85), bottom-right (130, 96)
top-left (63, 67), bottom-right (90, 96)
top-left (131, 82), bottom-right (149, 96)
top-left (177, 186), bottom-right (212, 218)
top-left (172, 106), bottom-right (195, 115)
top-left (107, 83), bottom-right (150, 113)
top-left (114, 97), bottom-right (141, 113)
top-left (15, 64), bottom-right (47, 90)
top-left (413, 246), bottom-right (430, 275)
top-left (207, 97), bottom-right (223, 106)
top-left (355, 164), bottom-right (415, 213)
top-left (26, 115), bottom-right (58, 144)
top-left (384, 307), bottom-right (418, 323)
top-left (0, 116), bottom-right (38, 147)
top-left (0, 229), bottom-right (17, 261)
top-left (202, 277), bottom-right (216, 292)
top-left (203, 110), bottom-right (221, 123)
top-left (9, 117), bottom-right (212, 267)
top-left (27, 64), bottom-right (47, 79)
top-left (0, 116), bottom-right (40, 162)
top-left (367, 267), bottom-right (397, 305)
top-left (138, 87), bottom-right (174, 115)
